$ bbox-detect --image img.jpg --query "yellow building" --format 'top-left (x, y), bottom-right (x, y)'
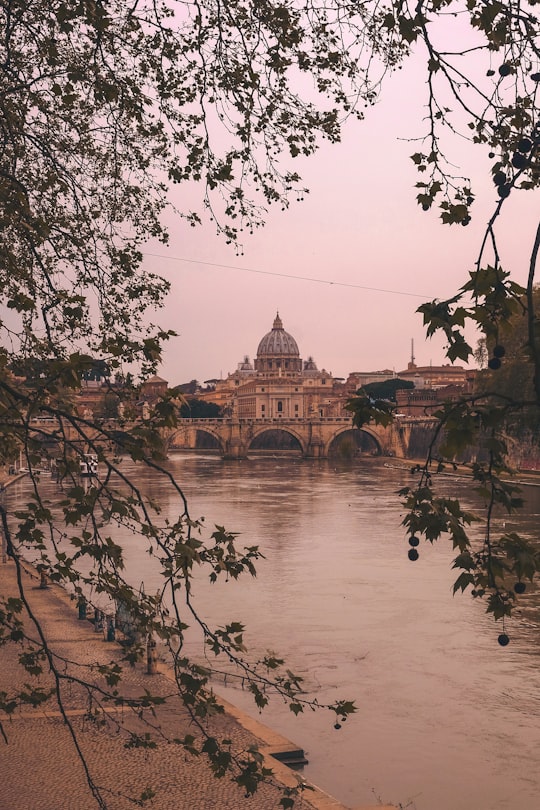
top-left (201, 313), bottom-right (345, 418)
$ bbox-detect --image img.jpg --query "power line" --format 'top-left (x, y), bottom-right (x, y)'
top-left (142, 252), bottom-right (431, 299)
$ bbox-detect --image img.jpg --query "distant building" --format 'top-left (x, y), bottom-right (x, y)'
top-left (75, 378), bottom-right (108, 416)
top-left (395, 383), bottom-right (475, 416)
top-left (397, 360), bottom-right (475, 389)
top-left (345, 370), bottom-right (396, 394)
top-left (140, 375), bottom-right (168, 402)
top-left (200, 313), bottom-right (346, 418)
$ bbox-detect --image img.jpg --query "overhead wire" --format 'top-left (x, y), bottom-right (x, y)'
top-left (142, 252), bottom-right (432, 299)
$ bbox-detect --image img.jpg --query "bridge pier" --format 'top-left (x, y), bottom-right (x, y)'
top-left (222, 444), bottom-right (248, 460)
top-left (304, 439), bottom-right (327, 459)
top-left (223, 421), bottom-right (249, 459)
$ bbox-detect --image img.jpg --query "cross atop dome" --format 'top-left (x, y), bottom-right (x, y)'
top-left (273, 312), bottom-right (283, 330)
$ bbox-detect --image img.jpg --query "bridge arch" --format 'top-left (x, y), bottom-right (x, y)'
top-left (246, 424), bottom-right (307, 455)
top-left (325, 425), bottom-right (382, 457)
top-left (162, 417), bottom-right (399, 459)
top-left (166, 423), bottom-right (225, 453)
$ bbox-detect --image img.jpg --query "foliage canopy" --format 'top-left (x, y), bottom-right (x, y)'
top-left (362, 378), bottom-right (415, 403)
top-left (2, 0), bottom-right (540, 806)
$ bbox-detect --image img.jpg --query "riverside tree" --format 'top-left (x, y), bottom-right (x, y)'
top-left (345, 0), bottom-right (540, 645)
top-left (1, 0), bottom-right (540, 806)
top-left (0, 1), bottom-right (367, 806)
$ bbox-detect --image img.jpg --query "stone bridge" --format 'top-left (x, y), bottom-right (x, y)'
top-left (27, 415), bottom-right (437, 462)
top-left (163, 416), bottom-right (427, 459)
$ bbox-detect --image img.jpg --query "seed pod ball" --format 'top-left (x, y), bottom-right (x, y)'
top-left (517, 137), bottom-right (533, 153)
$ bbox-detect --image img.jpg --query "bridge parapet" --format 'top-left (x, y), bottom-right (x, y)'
top-left (27, 414), bottom-right (433, 461)
top-left (178, 416), bottom-right (354, 425)
top-left (164, 415), bottom-right (414, 459)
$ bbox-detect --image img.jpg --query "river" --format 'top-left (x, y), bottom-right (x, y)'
top-left (8, 454), bottom-right (540, 809)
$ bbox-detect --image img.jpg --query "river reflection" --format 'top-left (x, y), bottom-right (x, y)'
top-left (9, 454), bottom-right (540, 810)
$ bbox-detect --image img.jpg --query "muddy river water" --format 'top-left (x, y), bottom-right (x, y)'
top-left (10, 454), bottom-right (540, 809)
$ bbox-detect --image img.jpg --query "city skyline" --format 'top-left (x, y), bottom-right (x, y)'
top-left (159, 308), bottom-right (462, 387)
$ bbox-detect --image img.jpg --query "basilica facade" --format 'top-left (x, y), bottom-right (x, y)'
top-left (202, 313), bottom-right (345, 419)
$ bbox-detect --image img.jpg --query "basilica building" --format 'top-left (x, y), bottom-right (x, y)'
top-left (202, 313), bottom-right (345, 419)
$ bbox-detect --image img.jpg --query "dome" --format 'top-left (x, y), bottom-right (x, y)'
top-left (257, 313), bottom-right (300, 358)
top-left (237, 355), bottom-right (255, 374)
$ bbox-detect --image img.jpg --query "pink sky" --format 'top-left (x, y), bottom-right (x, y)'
top-left (140, 45), bottom-right (539, 386)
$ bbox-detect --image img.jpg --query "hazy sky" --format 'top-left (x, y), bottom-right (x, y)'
top-left (140, 44), bottom-right (539, 386)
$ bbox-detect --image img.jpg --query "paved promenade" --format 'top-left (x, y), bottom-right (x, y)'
top-left (0, 558), bottom-right (392, 810)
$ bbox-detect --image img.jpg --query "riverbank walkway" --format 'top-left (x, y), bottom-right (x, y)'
top-left (0, 556), bottom-right (394, 810)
